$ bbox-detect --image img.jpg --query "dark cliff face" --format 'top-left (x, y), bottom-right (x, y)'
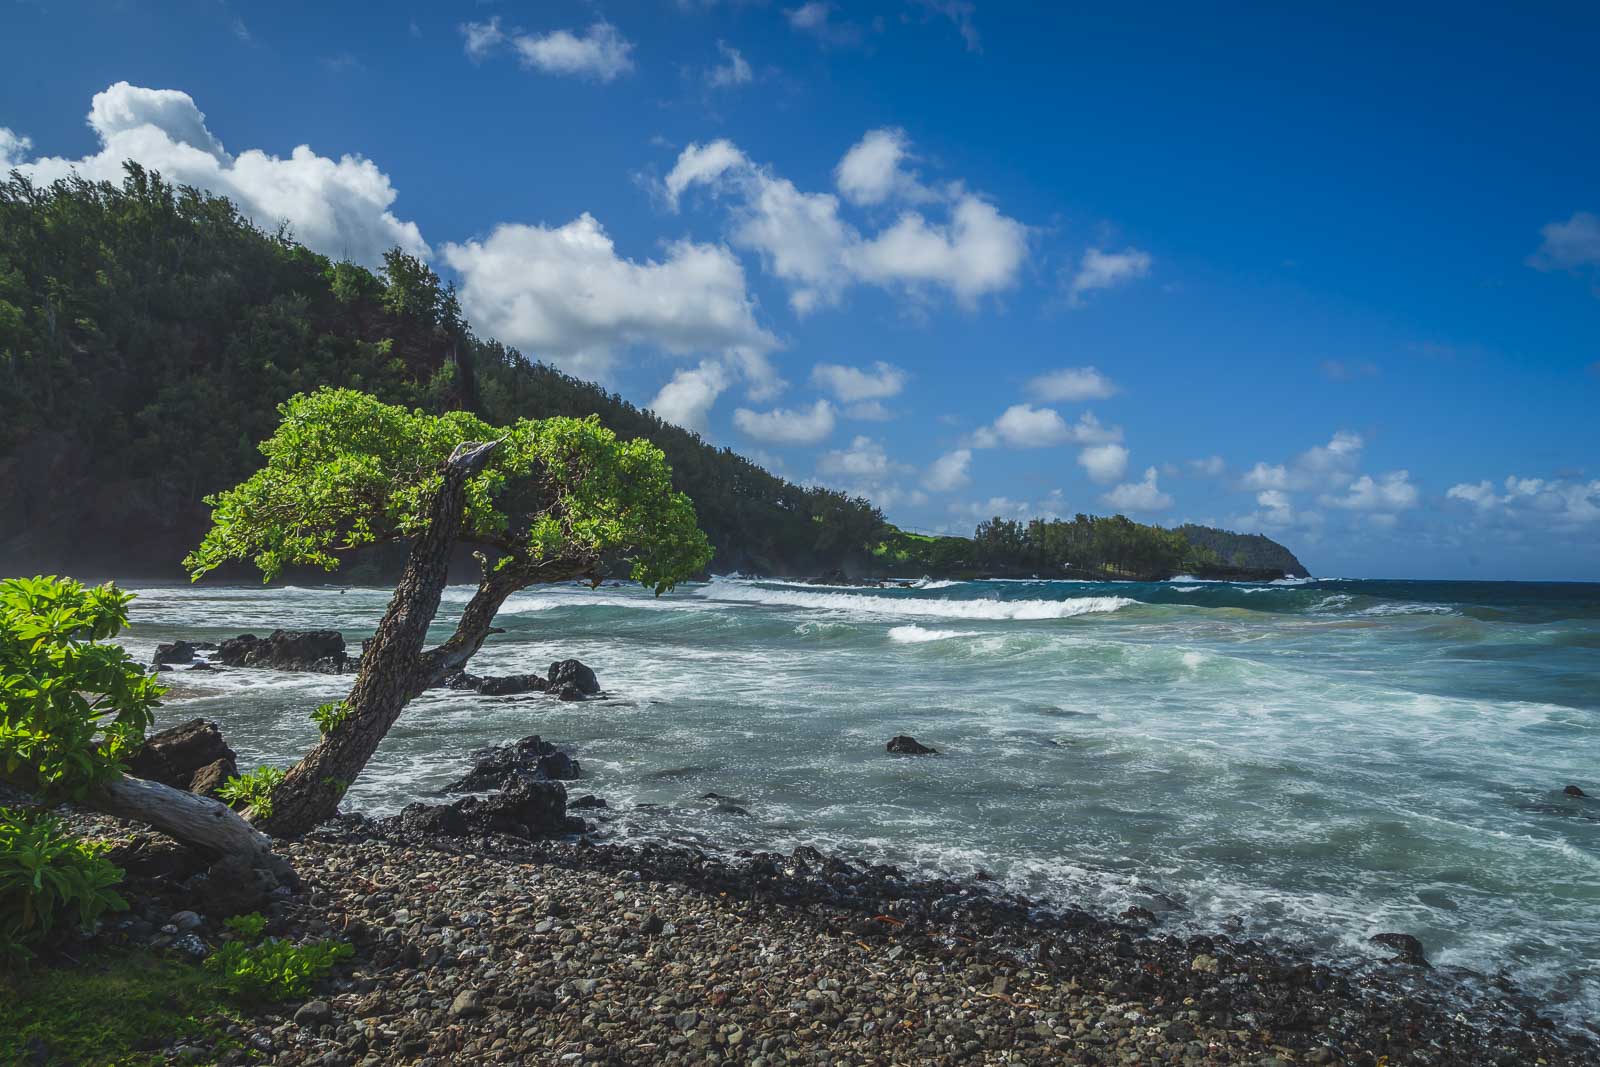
top-left (1173, 525), bottom-right (1311, 579)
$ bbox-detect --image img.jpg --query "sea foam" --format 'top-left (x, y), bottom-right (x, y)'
top-left (888, 624), bottom-right (980, 643)
top-left (704, 582), bottom-right (1136, 621)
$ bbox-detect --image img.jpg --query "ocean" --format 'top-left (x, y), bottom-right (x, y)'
top-left (120, 575), bottom-right (1599, 1024)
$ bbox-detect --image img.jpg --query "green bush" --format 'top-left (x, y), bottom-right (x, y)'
top-left (216, 765), bottom-right (286, 818)
top-left (205, 937), bottom-right (352, 1002)
top-left (0, 807), bottom-right (126, 965)
top-left (221, 911), bottom-right (266, 941)
top-left (0, 576), bottom-right (163, 800)
top-left (310, 700), bottom-right (351, 736)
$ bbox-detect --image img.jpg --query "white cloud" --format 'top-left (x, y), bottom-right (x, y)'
top-left (0, 129), bottom-right (32, 168)
top-left (460, 18), bottom-right (634, 81)
top-left (664, 134), bottom-right (1028, 312)
top-left (818, 435), bottom-right (899, 479)
top-left (1529, 211), bottom-right (1600, 271)
top-left (1077, 443), bottom-right (1129, 484)
top-left (909, 0), bottom-right (980, 52)
top-left (785, 2), bottom-right (863, 46)
top-left (707, 41), bottom-right (753, 88)
top-left (1102, 467), bottom-right (1173, 512)
top-left (923, 448), bottom-right (972, 492)
top-left (1446, 475), bottom-right (1600, 526)
top-left (1240, 431), bottom-right (1364, 492)
top-left (1068, 246), bottom-right (1152, 307)
top-left (834, 127), bottom-right (934, 207)
top-left (650, 361), bottom-right (730, 432)
top-left (1188, 455), bottom-right (1226, 477)
top-left (845, 400), bottom-right (894, 421)
top-left (734, 399), bottom-right (836, 445)
top-left (810, 360), bottom-right (907, 402)
top-left (1027, 365), bottom-right (1118, 402)
top-left (972, 405), bottom-right (1122, 449)
top-left (442, 213), bottom-right (778, 384)
top-left (4, 82), bottom-right (426, 268)
top-left (1323, 470), bottom-right (1418, 512)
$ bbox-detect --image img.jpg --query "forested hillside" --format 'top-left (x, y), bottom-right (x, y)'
top-left (0, 167), bottom-right (883, 577)
top-left (0, 167), bottom-right (1305, 582)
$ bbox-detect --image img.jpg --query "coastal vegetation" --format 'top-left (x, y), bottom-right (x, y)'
top-left (0, 167), bottom-right (1305, 583)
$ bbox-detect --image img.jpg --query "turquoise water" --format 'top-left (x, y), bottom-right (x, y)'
top-left (124, 576), bottom-right (1600, 1022)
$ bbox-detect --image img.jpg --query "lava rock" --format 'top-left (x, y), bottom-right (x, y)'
top-left (151, 640), bottom-right (213, 666)
top-left (398, 802), bottom-right (469, 836)
top-left (443, 735), bottom-right (576, 793)
top-left (186, 854), bottom-right (282, 918)
top-left (570, 794), bottom-right (607, 809)
top-left (437, 670), bottom-right (548, 696)
top-left (293, 1000), bottom-right (333, 1028)
top-left (547, 658), bottom-right (600, 695)
top-left (1369, 932), bottom-right (1429, 967)
top-left (216, 629), bottom-right (350, 673)
top-left (1565, 784), bottom-right (1588, 798)
top-left (188, 758), bottom-right (236, 799)
top-left (886, 735), bottom-right (937, 755)
top-left (126, 719), bottom-right (238, 792)
top-left (473, 773), bottom-right (570, 837)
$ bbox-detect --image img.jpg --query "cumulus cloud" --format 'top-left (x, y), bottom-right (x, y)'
top-left (1446, 475), bottom-right (1600, 526)
top-left (1188, 455), bottom-right (1226, 477)
top-left (810, 360), bottom-right (907, 402)
top-left (663, 134), bottom-right (1028, 313)
top-left (972, 405), bottom-right (1122, 449)
top-left (845, 400), bottom-right (893, 421)
top-left (442, 214), bottom-right (778, 384)
top-left (1077, 443), bottom-right (1129, 484)
top-left (1027, 365), bottom-right (1118, 402)
top-left (834, 128), bottom-right (934, 207)
top-left (4, 82), bottom-right (426, 268)
top-left (734, 399), bottom-right (836, 445)
top-left (1240, 431), bottom-right (1364, 492)
top-left (817, 435), bottom-right (901, 479)
top-left (1102, 467), bottom-right (1173, 512)
top-left (650, 361), bottom-right (730, 433)
top-left (1067, 246), bottom-right (1151, 306)
top-left (923, 448), bottom-right (972, 492)
top-left (460, 18), bottom-right (634, 81)
top-left (707, 41), bottom-right (753, 88)
top-left (1528, 211), bottom-right (1600, 272)
top-left (1322, 470), bottom-right (1418, 512)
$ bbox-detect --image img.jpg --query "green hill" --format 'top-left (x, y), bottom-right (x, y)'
top-left (0, 167), bottom-right (1304, 583)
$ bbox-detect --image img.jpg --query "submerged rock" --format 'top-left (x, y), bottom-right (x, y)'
top-left (1565, 784), bottom-right (1588, 798)
top-left (127, 719), bottom-right (238, 793)
top-left (439, 670), bottom-right (548, 696)
top-left (151, 640), bottom-right (216, 667)
top-left (1369, 931), bottom-right (1429, 967)
top-left (216, 629), bottom-right (350, 673)
top-left (886, 735), bottom-right (937, 755)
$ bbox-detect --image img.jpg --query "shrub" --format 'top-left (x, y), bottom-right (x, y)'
top-left (204, 937), bottom-right (352, 1002)
top-left (221, 912), bottom-right (266, 940)
top-left (0, 576), bottom-right (163, 800)
top-left (0, 807), bottom-right (126, 965)
top-left (310, 700), bottom-right (351, 736)
top-left (216, 766), bottom-right (285, 818)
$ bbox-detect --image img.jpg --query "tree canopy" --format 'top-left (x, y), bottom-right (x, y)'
top-left (185, 388), bottom-right (712, 593)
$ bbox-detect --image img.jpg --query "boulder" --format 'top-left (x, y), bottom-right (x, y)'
top-left (547, 658), bottom-right (600, 695)
top-left (126, 719), bottom-right (238, 792)
top-left (189, 757), bottom-right (237, 799)
top-left (437, 670), bottom-right (548, 696)
top-left (186, 853), bottom-right (286, 917)
top-left (1368, 932), bottom-right (1429, 967)
top-left (398, 802), bottom-right (469, 836)
top-left (1565, 784), bottom-right (1588, 798)
top-left (443, 735), bottom-right (580, 793)
top-left (216, 630), bottom-right (350, 673)
top-left (151, 640), bottom-right (211, 666)
top-left (474, 773), bottom-right (570, 836)
top-left (549, 681), bottom-right (587, 701)
top-left (886, 735), bottom-right (937, 755)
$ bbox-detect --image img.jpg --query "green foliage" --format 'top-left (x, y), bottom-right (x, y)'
top-left (310, 700), bottom-right (351, 736)
top-left (0, 808), bottom-right (126, 965)
top-left (204, 936), bottom-right (352, 1003)
top-left (0, 575), bottom-right (162, 799)
top-left (0, 167), bottom-right (886, 578)
top-left (185, 387), bottom-right (713, 594)
top-left (221, 912), bottom-right (266, 941)
top-left (0, 946), bottom-right (253, 1065)
top-left (1174, 524), bottom-right (1308, 576)
top-left (216, 766), bottom-right (285, 819)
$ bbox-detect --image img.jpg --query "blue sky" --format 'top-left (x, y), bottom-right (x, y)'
top-left (3, 1), bottom-right (1598, 579)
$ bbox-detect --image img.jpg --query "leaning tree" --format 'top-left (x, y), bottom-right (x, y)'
top-left (184, 387), bottom-right (712, 838)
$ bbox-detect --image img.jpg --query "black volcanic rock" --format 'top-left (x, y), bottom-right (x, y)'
top-left (1565, 784), bottom-right (1588, 798)
top-left (548, 658), bottom-right (600, 695)
top-left (886, 735), bottom-right (937, 755)
top-left (216, 629), bottom-right (350, 673)
top-left (126, 719), bottom-right (237, 792)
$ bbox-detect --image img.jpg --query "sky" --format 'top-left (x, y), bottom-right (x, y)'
top-left (2, 1), bottom-right (1598, 579)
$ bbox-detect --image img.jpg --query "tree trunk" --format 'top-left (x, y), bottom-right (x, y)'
top-left (417, 555), bottom-right (592, 685)
top-left (252, 440), bottom-right (501, 838)
top-left (90, 773), bottom-right (293, 882)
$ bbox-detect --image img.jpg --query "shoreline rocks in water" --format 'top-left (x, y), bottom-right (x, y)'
top-left (887, 734), bottom-right (937, 755)
top-left (440, 657), bottom-right (603, 701)
top-left (216, 629), bottom-right (353, 673)
top-left (442, 735), bottom-right (581, 793)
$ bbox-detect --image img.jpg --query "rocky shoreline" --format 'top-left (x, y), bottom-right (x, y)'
top-left (23, 796), bottom-right (1597, 1067)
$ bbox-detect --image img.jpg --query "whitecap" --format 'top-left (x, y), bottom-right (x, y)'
top-left (888, 625), bottom-right (979, 644)
top-left (701, 581), bottom-right (1137, 621)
